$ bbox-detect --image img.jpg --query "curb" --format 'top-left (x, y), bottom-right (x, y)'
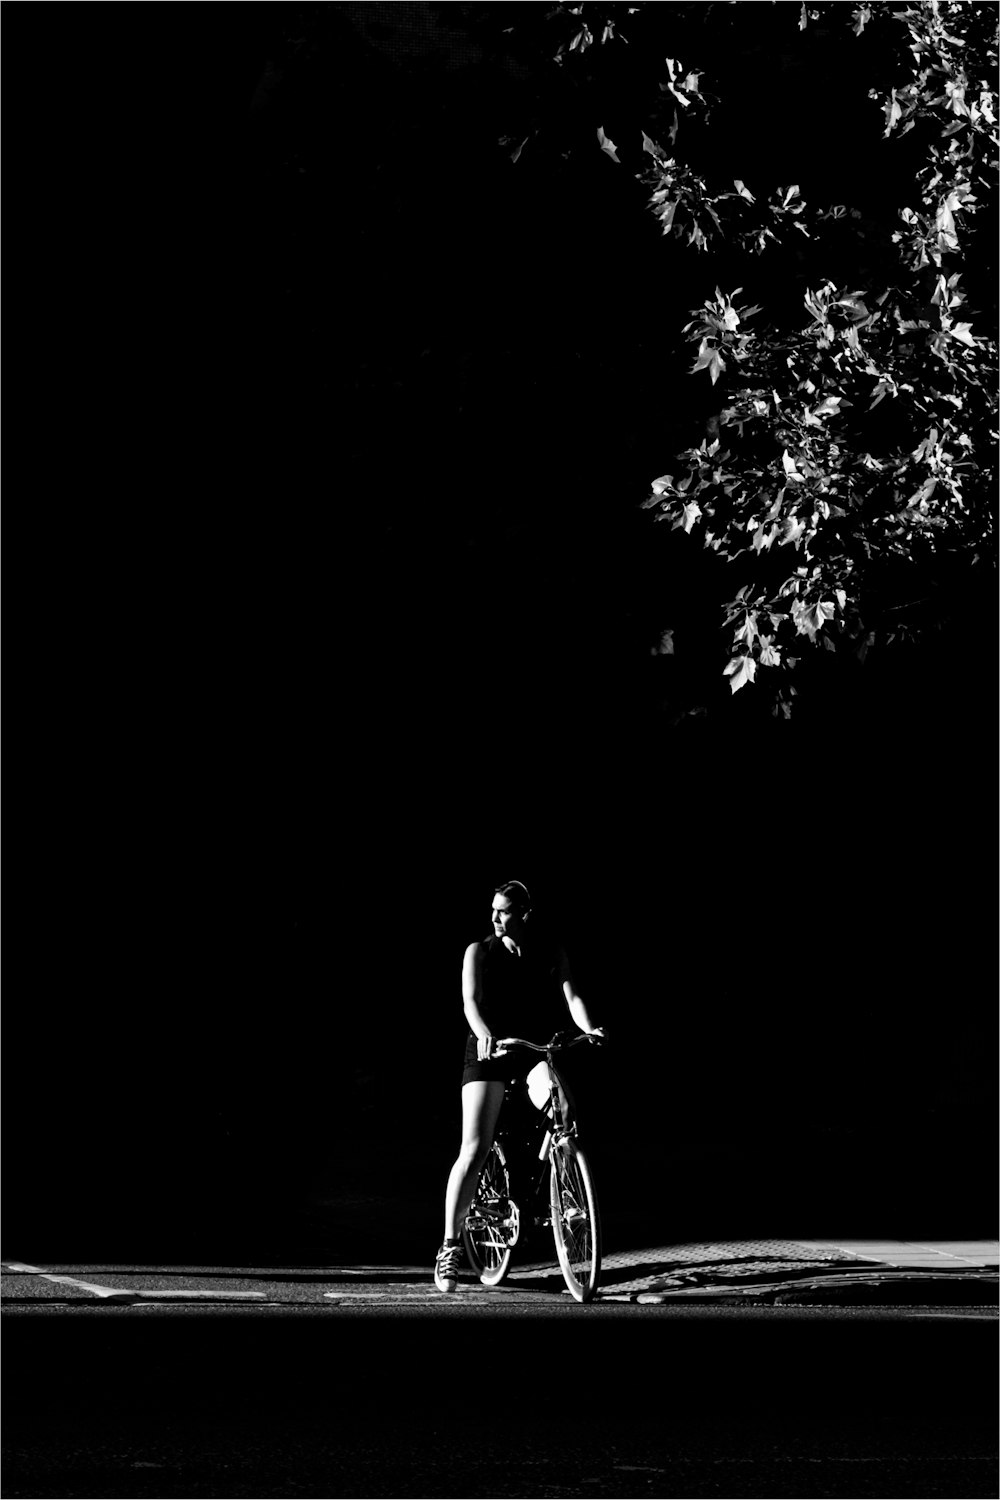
top-left (604, 1272), bottom-right (998, 1307)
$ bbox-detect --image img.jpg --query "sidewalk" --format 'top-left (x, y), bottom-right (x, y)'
top-left (580, 1236), bottom-right (999, 1305)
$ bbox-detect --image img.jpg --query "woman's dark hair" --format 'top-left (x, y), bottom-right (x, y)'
top-left (494, 879), bottom-right (532, 914)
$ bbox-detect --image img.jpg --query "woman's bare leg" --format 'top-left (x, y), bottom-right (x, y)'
top-left (444, 1080), bottom-right (505, 1241)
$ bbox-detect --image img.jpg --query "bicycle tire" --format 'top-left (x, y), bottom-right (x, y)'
top-left (462, 1141), bottom-right (520, 1286)
top-left (549, 1139), bottom-right (601, 1302)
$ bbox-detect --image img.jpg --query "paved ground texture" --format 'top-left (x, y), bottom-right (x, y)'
top-left (3, 1237), bottom-right (997, 1311)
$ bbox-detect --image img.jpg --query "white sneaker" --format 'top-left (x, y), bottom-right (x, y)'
top-left (434, 1242), bottom-right (462, 1293)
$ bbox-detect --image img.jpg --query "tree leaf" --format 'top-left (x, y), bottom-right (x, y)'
top-left (906, 478), bottom-right (937, 508)
top-left (657, 198), bottom-right (677, 232)
top-left (676, 499), bottom-right (703, 534)
top-left (752, 523), bottom-right (780, 552)
top-left (690, 340), bottom-right (725, 384)
top-left (724, 655), bottom-right (757, 693)
top-left (792, 600), bottom-right (836, 640)
top-left (597, 126), bottom-right (620, 163)
top-left (883, 89), bottom-right (902, 136)
top-left (733, 611), bottom-right (758, 646)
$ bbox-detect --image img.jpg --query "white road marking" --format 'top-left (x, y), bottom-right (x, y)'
top-left (3, 1262), bottom-right (266, 1299)
top-left (904, 1242), bottom-right (997, 1265)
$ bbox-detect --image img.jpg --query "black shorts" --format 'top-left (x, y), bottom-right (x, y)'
top-left (461, 1034), bottom-right (542, 1088)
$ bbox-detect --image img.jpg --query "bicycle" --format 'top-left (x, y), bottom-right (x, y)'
top-left (461, 1032), bottom-right (602, 1303)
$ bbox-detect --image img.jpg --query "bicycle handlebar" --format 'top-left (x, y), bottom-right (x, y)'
top-left (491, 1031), bottom-right (604, 1058)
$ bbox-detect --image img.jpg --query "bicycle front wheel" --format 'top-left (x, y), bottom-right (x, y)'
top-left (462, 1141), bottom-right (520, 1287)
top-left (549, 1140), bottom-right (601, 1302)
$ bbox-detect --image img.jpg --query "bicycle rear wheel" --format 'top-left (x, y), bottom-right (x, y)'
top-left (462, 1141), bottom-right (520, 1286)
top-left (549, 1139), bottom-right (601, 1302)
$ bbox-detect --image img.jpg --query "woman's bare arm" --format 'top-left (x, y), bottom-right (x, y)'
top-left (462, 942), bottom-right (496, 1059)
top-left (557, 947), bottom-right (603, 1037)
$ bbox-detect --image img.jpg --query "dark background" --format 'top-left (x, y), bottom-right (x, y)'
top-left (7, 2), bottom-right (995, 1260)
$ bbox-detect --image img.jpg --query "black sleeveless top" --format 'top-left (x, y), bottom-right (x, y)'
top-left (475, 933), bottom-right (569, 1043)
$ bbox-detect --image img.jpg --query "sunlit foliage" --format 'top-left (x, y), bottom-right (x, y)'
top-left (509, 1), bottom-right (998, 711)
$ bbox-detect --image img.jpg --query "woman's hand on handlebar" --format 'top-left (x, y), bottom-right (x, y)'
top-left (476, 1033), bottom-right (496, 1062)
top-left (550, 1027), bottom-right (606, 1049)
top-left (489, 1030), bottom-right (606, 1055)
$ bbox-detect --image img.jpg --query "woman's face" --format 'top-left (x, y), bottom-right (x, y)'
top-left (492, 893), bottom-right (526, 943)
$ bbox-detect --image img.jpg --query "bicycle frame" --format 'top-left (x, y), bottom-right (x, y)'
top-left (491, 1037), bottom-right (586, 1214)
top-left (463, 1031), bottom-right (603, 1300)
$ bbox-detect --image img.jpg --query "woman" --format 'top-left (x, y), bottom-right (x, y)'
top-left (434, 879), bottom-right (604, 1292)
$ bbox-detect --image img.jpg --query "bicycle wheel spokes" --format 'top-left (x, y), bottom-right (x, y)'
top-left (549, 1140), bottom-right (601, 1302)
top-left (462, 1142), bottom-right (520, 1287)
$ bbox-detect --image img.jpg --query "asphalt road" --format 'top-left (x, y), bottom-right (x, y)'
top-left (4, 1294), bottom-right (997, 1498)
